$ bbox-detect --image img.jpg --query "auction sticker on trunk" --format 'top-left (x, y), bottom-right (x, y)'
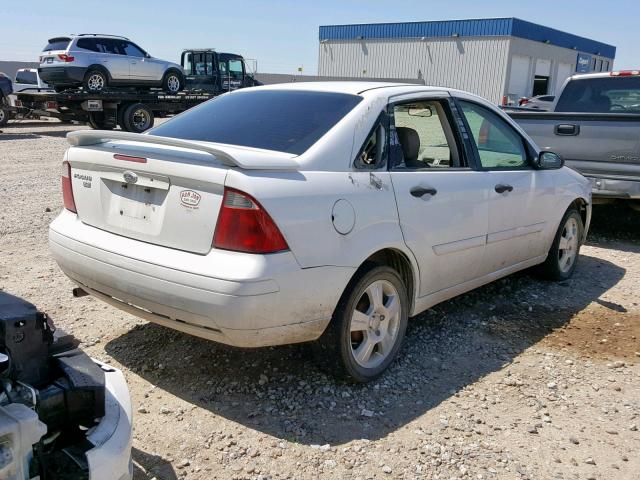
top-left (180, 190), bottom-right (201, 209)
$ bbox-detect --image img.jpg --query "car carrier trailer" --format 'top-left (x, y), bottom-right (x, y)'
top-left (14, 88), bottom-right (215, 132)
top-left (12, 48), bottom-right (260, 133)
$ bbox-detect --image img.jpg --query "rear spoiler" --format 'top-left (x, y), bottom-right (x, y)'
top-left (66, 130), bottom-right (300, 170)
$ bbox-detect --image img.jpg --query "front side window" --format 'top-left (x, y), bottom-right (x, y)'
top-left (122, 42), bottom-right (145, 57)
top-left (149, 90), bottom-right (363, 155)
top-left (391, 100), bottom-right (459, 169)
top-left (459, 101), bottom-right (528, 169)
top-left (228, 59), bottom-right (244, 79)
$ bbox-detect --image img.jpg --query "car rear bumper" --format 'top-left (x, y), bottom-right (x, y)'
top-left (38, 66), bottom-right (86, 85)
top-left (49, 211), bottom-right (353, 347)
top-left (86, 361), bottom-right (133, 480)
top-left (585, 175), bottom-right (640, 200)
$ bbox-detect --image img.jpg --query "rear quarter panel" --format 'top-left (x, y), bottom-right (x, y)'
top-left (225, 169), bottom-right (410, 271)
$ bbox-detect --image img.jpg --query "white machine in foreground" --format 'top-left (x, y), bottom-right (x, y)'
top-left (0, 293), bottom-right (132, 480)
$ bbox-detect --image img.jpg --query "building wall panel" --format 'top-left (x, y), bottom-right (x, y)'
top-left (319, 37), bottom-right (510, 103)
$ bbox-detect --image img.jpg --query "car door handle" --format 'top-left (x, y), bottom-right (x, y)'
top-left (410, 186), bottom-right (438, 197)
top-left (494, 184), bottom-right (513, 194)
top-left (554, 124), bottom-right (580, 136)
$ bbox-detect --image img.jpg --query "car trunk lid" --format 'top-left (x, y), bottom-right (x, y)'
top-left (65, 131), bottom-right (298, 254)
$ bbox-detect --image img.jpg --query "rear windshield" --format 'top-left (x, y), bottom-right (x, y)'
top-left (556, 77), bottom-right (640, 113)
top-left (148, 90), bottom-right (363, 155)
top-left (42, 38), bottom-right (70, 52)
top-left (16, 70), bottom-right (37, 85)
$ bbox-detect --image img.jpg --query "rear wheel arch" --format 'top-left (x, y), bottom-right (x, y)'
top-left (85, 64), bottom-right (112, 81)
top-left (355, 248), bottom-right (417, 315)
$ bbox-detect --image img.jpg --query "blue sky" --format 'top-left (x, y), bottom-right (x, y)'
top-left (2, 0), bottom-right (636, 74)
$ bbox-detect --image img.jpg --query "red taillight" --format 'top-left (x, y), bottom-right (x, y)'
top-left (61, 161), bottom-right (76, 213)
top-left (213, 188), bottom-right (288, 254)
top-left (57, 54), bottom-right (74, 62)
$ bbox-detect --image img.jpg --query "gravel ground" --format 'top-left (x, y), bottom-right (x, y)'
top-left (1, 120), bottom-right (639, 480)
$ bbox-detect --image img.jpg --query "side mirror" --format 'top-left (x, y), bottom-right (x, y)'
top-left (536, 151), bottom-right (564, 169)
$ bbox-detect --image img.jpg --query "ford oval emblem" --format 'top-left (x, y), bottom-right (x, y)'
top-left (123, 171), bottom-right (138, 184)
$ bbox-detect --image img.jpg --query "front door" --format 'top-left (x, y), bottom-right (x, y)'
top-left (122, 41), bottom-right (160, 80)
top-left (388, 95), bottom-right (489, 297)
top-left (456, 98), bottom-right (554, 273)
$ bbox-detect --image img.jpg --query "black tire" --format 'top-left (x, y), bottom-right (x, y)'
top-left (313, 264), bottom-right (409, 383)
top-left (121, 103), bottom-right (154, 133)
top-left (0, 108), bottom-right (8, 127)
top-left (87, 112), bottom-right (113, 130)
top-left (162, 70), bottom-right (184, 93)
top-left (536, 207), bottom-right (584, 281)
top-left (83, 69), bottom-right (108, 92)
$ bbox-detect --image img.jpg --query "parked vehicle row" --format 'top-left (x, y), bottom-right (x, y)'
top-left (13, 39), bottom-right (261, 132)
top-left (506, 71), bottom-right (640, 209)
top-left (50, 82), bottom-right (590, 382)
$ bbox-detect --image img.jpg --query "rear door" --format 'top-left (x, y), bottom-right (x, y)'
top-left (98, 39), bottom-right (130, 81)
top-left (456, 97), bottom-right (555, 272)
top-left (389, 93), bottom-right (489, 297)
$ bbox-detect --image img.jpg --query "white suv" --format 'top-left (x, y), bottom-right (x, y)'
top-left (49, 82), bottom-right (591, 382)
top-left (38, 34), bottom-right (184, 93)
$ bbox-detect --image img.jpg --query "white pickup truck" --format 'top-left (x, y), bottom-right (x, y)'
top-left (506, 71), bottom-right (640, 210)
top-left (12, 68), bottom-right (51, 93)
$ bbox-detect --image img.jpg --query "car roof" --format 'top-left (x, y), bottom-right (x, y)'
top-left (245, 81), bottom-right (454, 96)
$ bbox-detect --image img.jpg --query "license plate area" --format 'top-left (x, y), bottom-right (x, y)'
top-left (46, 57), bottom-right (53, 64)
top-left (101, 178), bottom-right (169, 235)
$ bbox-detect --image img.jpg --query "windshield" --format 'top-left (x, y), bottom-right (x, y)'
top-left (556, 76), bottom-right (640, 113)
top-left (149, 90), bottom-right (363, 155)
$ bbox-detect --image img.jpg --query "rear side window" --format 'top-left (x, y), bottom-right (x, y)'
top-left (77, 38), bottom-right (99, 52)
top-left (556, 77), bottom-right (640, 113)
top-left (42, 38), bottom-right (70, 52)
top-left (149, 90), bottom-right (363, 155)
top-left (16, 71), bottom-right (37, 85)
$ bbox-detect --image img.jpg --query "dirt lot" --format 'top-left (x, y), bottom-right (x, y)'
top-left (1, 120), bottom-right (639, 480)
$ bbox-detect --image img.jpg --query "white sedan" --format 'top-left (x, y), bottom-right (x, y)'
top-left (49, 82), bottom-right (591, 382)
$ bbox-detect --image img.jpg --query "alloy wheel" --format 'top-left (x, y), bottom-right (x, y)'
top-left (87, 73), bottom-right (105, 91)
top-left (167, 75), bottom-right (180, 92)
top-left (558, 216), bottom-right (579, 273)
top-left (349, 279), bottom-right (401, 369)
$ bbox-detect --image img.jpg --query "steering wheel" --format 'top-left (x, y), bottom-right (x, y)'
top-left (610, 104), bottom-right (627, 111)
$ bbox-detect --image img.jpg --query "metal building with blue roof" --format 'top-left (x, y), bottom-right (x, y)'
top-left (318, 18), bottom-right (616, 103)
